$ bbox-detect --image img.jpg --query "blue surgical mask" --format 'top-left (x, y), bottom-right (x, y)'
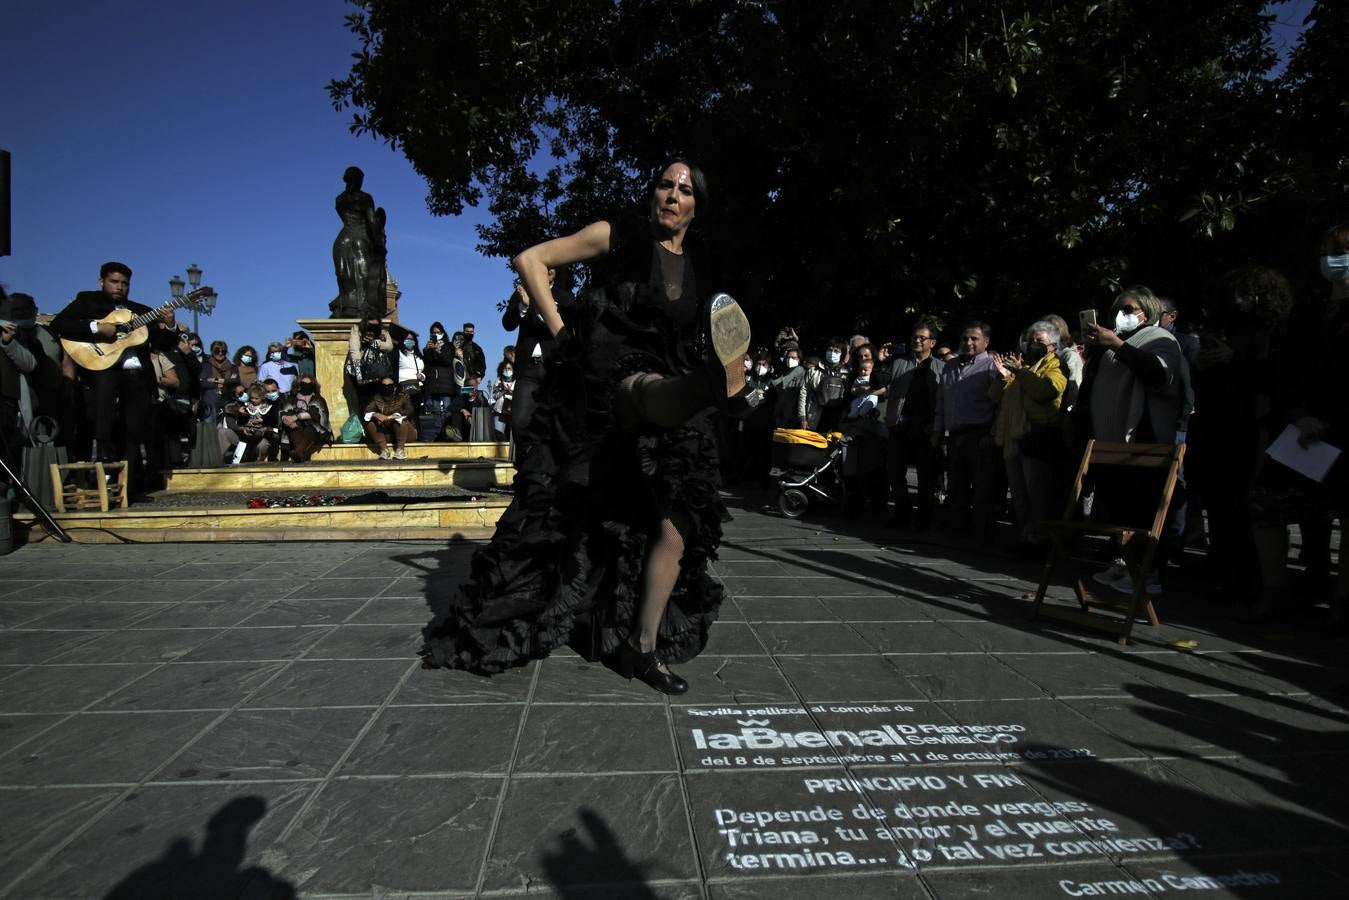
top-left (269, 351), bottom-right (282, 362)
top-left (265, 391), bottom-right (280, 401)
top-left (403, 339), bottom-right (415, 349)
top-left (827, 350), bottom-right (842, 365)
top-left (241, 354), bottom-right (254, 365)
top-left (1320, 254), bottom-right (1349, 282)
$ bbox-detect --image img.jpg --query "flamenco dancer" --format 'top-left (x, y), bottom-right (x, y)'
top-left (420, 159), bottom-right (751, 694)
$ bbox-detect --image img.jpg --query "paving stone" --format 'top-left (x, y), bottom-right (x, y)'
top-left (286, 577), bottom-right (397, 600)
top-left (48, 627), bottom-right (224, 664)
top-left (395, 663), bottom-right (536, 705)
top-left (341, 703), bottom-right (523, 775)
top-left (735, 596), bottom-right (838, 622)
top-left (709, 872), bottom-right (926, 898)
top-left (270, 777), bottom-right (499, 894)
top-left (302, 623), bottom-right (421, 659)
top-left (244, 658), bottom-right (412, 708)
top-left (852, 621), bottom-right (976, 654)
top-left (131, 598), bottom-right (274, 628)
top-left (21, 601), bottom-right (170, 630)
top-left (0, 710), bottom-right (217, 785)
top-left (516, 704), bottom-right (674, 774)
top-left (532, 657), bottom-right (667, 704)
top-left (234, 597), bottom-right (369, 628)
top-left (887, 653), bottom-right (1045, 701)
top-left (0, 629), bottom-right (112, 665)
top-left (0, 785), bottom-right (123, 887)
top-left (344, 596), bottom-right (434, 624)
top-left (96, 660), bottom-right (289, 711)
top-left (482, 774), bottom-right (695, 892)
top-left (702, 622), bottom-right (768, 656)
top-left (161, 707), bottom-right (373, 781)
top-left (8, 782), bottom-right (312, 899)
top-left (667, 656), bottom-right (798, 707)
top-left (0, 663), bottom-right (157, 713)
top-left (777, 656), bottom-right (924, 703)
top-left (181, 625), bottom-right (334, 662)
top-left (0, 713), bottom-right (66, 758)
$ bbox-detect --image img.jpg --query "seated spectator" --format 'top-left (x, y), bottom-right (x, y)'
top-left (991, 321), bottom-right (1068, 549)
top-left (228, 382), bottom-right (280, 465)
top-left (349, 318), bottom-right (395, 410)
top-left (278, 376), bottom-right (331, 462)
top-left (234, 345), bottom-right (259, 390)
top-left (363, 376), bottom-right (416, 460)
top-left (258, 341), bottom-right (299, 393)
top-left (200, 340), bottom-right (237, 422)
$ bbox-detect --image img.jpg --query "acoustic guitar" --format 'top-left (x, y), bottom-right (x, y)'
top-left (61, 289), bottom-right (214, 372)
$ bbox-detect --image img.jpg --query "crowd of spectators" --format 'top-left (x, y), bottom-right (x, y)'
top-left (2, 235), bottom-right (1344, 622)
top-left (0, 265), bottom-right (517, 501)
top-left (713, 229), bottom-right (1347, 623)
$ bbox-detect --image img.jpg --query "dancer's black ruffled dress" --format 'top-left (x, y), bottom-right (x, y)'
top-left (420, 214), bottom-right (726, 673)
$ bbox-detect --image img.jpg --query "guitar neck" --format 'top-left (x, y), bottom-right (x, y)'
top-left (126, 297), bottom-right (188, 330)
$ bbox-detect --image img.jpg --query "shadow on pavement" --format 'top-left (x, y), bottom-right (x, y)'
top-left (102, 797), bottom-right (295, 900)
top-left (540, 807), bottom-right (658, 898)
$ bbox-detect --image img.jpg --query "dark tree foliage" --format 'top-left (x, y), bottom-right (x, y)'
top-left (329, 0), bottom-right (1346, 345)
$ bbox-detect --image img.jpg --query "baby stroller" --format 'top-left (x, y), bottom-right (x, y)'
top-left (772, 428), bottom-right (849, 517)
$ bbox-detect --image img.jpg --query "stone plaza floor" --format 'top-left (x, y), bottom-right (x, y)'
top-left (0, 501), bottom-right (1346, 898)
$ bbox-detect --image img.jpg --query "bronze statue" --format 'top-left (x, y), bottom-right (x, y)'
top-left (329, 166), bottom-right (386, 318)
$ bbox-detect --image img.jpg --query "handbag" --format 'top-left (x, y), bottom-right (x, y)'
top-left (339, 414), bottom-right (365, 444)
top-left (357, 347), bottom-right (392, 385)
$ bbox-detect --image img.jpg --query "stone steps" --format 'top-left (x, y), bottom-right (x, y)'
top-left (12, 440), bottom-right (517, 545)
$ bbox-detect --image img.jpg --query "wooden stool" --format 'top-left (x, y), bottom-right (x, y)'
top-left (50, 461), bottom-right (129, 513)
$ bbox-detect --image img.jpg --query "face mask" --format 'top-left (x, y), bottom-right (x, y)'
top-left (403, 339), bottom-right (415, 350)
top-left (827, 351), bottom-right (842, 365)
top-left (502, 369), bottom-right (514, 380)
top-left (241, 355), bottom-right (254, 365)
top-left (298, 383), bottom-right (313, 393)
top-left (235, 393), bottom-right (247, 401)
top-left (381, 383), bottom-right (396, 395)
top-left (1114, 311), bottom-right (1143, 333)
top-left (1024, 343), bottom-right (1048, 363)
top-left (265, 391), bottom-right (280, 401)
top-left (269, 351), bottom-right (282, 362)
top-left (786, 357), bottom-right (800, 369)
top-left (192, 346), bottom-right (203, 356)
top-left (755, 364), bottom-right (769, 377)
top-left (1320, 254), bottom-right (1349, 282)
top-left (431, 332), bottom-right (444, 341)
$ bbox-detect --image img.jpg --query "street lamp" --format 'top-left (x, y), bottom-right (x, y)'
top-left (169, 263), bottom-right (218, 335)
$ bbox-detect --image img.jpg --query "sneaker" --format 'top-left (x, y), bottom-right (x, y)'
top-left (393, 447), bottom-right (407, 460)
top-left (1091, 559), bottom-right (1128, 588)
top-left (1102, 570), bottom-right (1162, 596)
top-left (379, 447), bottom-right (394, 460)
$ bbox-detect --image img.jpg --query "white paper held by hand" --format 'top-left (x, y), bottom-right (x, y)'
top-left (1266, 425), bottom-right (1341, 483)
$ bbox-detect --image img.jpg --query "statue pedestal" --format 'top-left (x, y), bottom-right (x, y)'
top-left (296, 318), bottom-right (359, 426)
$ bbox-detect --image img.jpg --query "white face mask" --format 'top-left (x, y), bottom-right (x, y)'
top-left (786, 357), bottom-right (800, 369)
top-left (755, 364), bottom-right (769, 377)
top-left (1320, 254), bottom-right (1349, 282)
top-left (827, 350), bottom-right (842, 365)
top-left (1114, 311), bottom-right (1143, 334)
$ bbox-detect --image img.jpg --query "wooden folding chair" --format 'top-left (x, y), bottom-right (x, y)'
top-left (1031, 440), bottom-right (1185, 644)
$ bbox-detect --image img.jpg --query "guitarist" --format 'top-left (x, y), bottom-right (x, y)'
top-left (49, 262), bottom-right (179, 487)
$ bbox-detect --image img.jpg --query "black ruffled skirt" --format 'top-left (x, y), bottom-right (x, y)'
top-left (420, 292), bottom-right (726, 673)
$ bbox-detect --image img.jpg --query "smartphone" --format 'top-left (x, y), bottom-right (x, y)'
top-left (1078, 309), bottom-right (1098, 337)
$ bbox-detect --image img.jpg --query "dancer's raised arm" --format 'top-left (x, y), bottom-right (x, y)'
top-left (511, 221), bottom-right (612, 338)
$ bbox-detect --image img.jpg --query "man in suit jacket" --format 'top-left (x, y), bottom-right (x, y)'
top-left (49, 262), bottom-right (179, 484)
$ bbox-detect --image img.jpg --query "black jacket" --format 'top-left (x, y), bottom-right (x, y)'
top-left (50, 290), bottom-right (179, 372)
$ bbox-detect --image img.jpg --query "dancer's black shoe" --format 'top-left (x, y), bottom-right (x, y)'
top-left (707, 293), bottom-right (752, 404)
top-left (613, 640), bottom-right (689, 695)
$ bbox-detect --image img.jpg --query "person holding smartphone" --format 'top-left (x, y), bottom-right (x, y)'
top-left (1074, 286), bottom-right (1183, 596)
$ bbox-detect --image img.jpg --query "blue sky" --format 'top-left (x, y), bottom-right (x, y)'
top-left (1, 0), bottom-right (516, 362)
top-left (2, 1), bottom-right (1316, 365)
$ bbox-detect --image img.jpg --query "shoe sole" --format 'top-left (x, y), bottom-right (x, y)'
top-left (709, 293), bottom-right (750, 398)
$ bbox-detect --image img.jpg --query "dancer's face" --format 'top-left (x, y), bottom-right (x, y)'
top-left (650, 163), bottom-right (696, 238)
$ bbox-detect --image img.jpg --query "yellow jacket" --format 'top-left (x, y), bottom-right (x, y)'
top-left (990, 352), bottom-right (1066, 456)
